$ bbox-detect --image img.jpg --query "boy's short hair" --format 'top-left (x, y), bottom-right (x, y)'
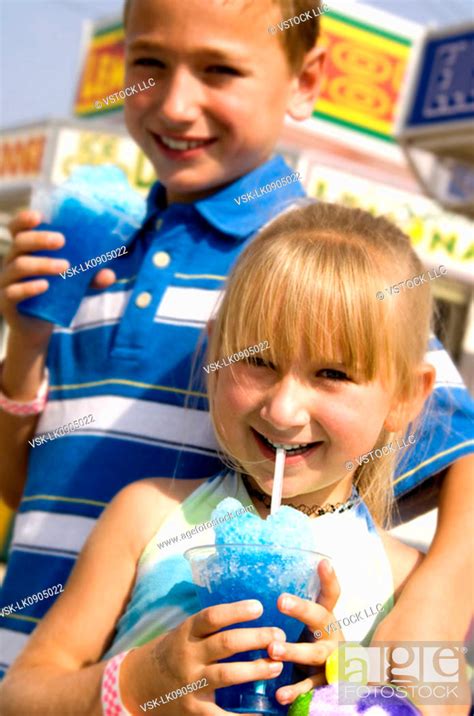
top-left (122, 0), bottom-right (321, 71)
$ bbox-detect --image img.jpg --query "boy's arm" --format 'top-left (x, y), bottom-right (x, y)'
top-left (375, 454), bottom-right (473, 641)
top-left (0, 478), bottom-right (188, 715)
top-left (372, 455), bottom-right (474, 715)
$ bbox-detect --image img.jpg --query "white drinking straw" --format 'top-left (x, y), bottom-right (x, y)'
top-left (270, 448), bottom-right (286, 515)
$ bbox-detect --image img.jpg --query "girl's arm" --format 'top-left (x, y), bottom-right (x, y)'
top-left (0, 477), bottom-right (203, 715)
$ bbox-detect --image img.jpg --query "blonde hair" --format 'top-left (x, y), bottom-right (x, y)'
top-left (206, 202), bottom-right (434, 526)
top-left (122, 0), bottom-right (321, 71)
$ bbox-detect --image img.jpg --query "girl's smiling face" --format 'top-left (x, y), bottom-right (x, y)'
top-left (213, 351), bottom-right (397, 506)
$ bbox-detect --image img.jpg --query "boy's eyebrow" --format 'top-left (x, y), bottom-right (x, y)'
top-left (127, 38), bottom-right (249, 62)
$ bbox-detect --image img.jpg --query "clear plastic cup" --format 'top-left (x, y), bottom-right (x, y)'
top-left (185, 543), bottom-right (328, 715)
top-left (18, 177), bottom-right (145, 326)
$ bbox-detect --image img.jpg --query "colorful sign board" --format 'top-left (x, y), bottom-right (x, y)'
top-left (0, 124), bottom-right (156, 195)
top-left (400, 26), bottom-right (474, 135)
top-left (308, 163), bottom-right (474, 282)
top-left (74, 24), bottom-right (126, 117)
top-left (314, 11), bottom-right (412, 141)
top-left (0, 131), bottom-right (47, 182)
top-left (50, 128), bottom-right (156, 194)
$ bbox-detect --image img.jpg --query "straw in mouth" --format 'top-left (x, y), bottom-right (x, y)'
top-left (270, 448), bottom-right (286, 515)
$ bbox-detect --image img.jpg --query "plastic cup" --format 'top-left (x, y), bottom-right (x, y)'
top-left (18, 181), bottom-right (144, 327)
top-left (185, 543), bottom-right (328, 715)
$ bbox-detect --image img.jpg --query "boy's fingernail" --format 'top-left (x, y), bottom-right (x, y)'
top-left (281, 596), bottom-right (294, 611)
top-left (278, 689), bottom-right (291, 704)
top-left (325, 560), bottom-right (333, 573)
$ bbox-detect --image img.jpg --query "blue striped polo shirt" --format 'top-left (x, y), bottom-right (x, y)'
top-left (1, 154), bottom-right (473, 676)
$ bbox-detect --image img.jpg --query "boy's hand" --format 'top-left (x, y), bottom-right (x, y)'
top-left (140, 599), bottom-right (285, 714)
top-left (1, 211), bottom-right (116, 339)
top-left (267, 559), bottom-right (343, 707)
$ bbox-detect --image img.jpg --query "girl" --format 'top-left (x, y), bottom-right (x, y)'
top-left (0, 203), bottom-right (437, 715)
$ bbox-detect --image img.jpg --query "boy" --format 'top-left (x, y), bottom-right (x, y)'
top-left (0, 0), bottom-right (472, 694)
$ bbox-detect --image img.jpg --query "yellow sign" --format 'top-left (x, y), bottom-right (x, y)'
top-left (75, 24), bottom-right (125, 116)
top-left (51, 129), bottom-right (156, 194)
top-left (308, 165), bottom-right (474, 273)
top-left (315, 12), bottom-right (412, 141)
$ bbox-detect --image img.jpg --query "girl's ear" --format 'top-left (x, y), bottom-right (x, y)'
top-left (383, 362), bottom-right (436, 433)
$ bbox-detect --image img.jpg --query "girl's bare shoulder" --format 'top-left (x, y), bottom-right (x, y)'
top-left (111, 477), bottom-right (208, 555)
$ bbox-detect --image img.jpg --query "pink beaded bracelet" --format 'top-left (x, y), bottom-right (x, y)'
top-left (101, 650), bottom-right (134, 716)
top-left (0, 361), bottom-right (49, 416)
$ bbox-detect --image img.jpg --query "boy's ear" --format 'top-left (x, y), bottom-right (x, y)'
top-left (383, 363), bottom-right (436, 433)
top-left (287, 47), bottom-right (326, 121)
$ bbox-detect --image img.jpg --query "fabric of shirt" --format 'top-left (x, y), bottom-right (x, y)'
top-left (103, 470), bottom-right (393, 659)
top-left (0, 153), bottom-right (473, 677)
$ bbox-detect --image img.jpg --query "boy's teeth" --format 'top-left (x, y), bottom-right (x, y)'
top-left (161, 136), bottom-right (207, 150)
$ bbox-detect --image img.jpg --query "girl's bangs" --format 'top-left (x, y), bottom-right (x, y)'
top-left (217, 234), bottom-right (395, 384)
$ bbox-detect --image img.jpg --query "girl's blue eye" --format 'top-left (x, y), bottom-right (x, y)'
top-left (246, 356), bottom-right (276, 370)
top-left (318, 368), bottom-right (349, 381)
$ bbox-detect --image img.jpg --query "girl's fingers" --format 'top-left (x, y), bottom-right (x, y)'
top-left (192, 600), bottom-right (264, 638)
top-left (316, 559), bottom-right (340, 613)
top-left (267, 638), bottom-right (339, 666)
top-left (205, 626), bottom-right (286, 662)
top-left (276, 672), bottom-right (327, 706)
top-left (277, 593), bottom-right (334, 636)
top-left (206, 656), bottom-right (283, 690)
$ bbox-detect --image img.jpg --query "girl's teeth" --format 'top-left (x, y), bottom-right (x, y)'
top-left (161, 136), bottom-right (207, 150)
top-left (267, 440), bottom-right (309, 450)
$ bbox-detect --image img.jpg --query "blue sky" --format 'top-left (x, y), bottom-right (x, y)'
top-left (1, 0), bottom-right (473, 129)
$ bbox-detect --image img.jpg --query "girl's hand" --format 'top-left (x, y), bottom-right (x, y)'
top-left (138, 599), bottom-right (286, 714)
top-left (266, 559), bottom-right (343, 708)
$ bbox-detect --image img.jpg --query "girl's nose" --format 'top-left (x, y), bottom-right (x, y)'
top-left (260, 376), bottom-right (312, 431)
top-left (158, 68), bottom-right (203, 125)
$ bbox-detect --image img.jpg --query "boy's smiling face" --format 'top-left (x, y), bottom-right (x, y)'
top-left (124, 0), bottom-right (323, 203)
